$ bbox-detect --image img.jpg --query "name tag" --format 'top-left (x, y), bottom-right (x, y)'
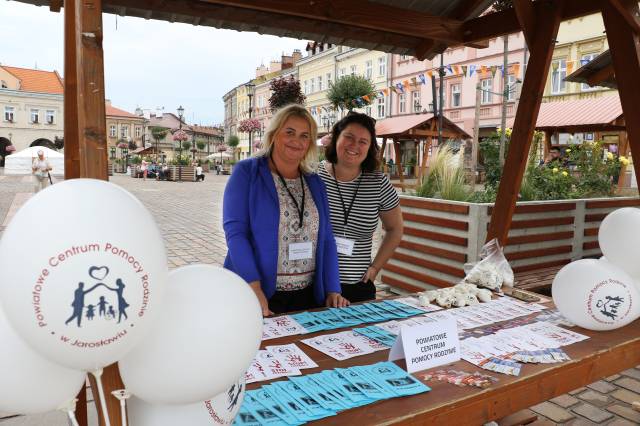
top-left (335, 236), bottom-right (355, 256)
top-left (289, 242), bottom-right (313, 260)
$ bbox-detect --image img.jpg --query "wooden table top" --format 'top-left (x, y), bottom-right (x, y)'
top-left (249, 298), bottom-right (640, 426)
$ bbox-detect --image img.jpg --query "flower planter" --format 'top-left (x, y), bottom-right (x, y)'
top-left (381, 195), bottom-right (640, 294)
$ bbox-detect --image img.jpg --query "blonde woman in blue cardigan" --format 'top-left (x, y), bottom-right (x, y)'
top-left (223, 104), bottom-right (349, 316)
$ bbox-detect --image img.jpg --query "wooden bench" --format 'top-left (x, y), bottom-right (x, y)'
top-left (513, 265), bottom-right (563, 296)
top-left (168, 166), bottom-right (195, 182)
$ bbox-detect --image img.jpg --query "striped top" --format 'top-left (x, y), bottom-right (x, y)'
top-left (318, 161), bottom-right (399, 285)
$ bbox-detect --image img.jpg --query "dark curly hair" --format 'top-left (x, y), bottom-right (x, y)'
top-left (324, 112), bottom-right (379, 172)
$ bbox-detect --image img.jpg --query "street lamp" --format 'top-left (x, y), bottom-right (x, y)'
top-left (122, 147), bottom-right (129, 174)
top-left (177, 105), bottom-right (184, 182)
top-left (109, 146), bottom-right (116, 159)
top-left (245, 83), bottom-right (255, 156)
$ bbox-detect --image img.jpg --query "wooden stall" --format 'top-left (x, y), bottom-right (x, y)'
top-left (9, 0), bottom-right (640, 425)
top-left (376, 113), bottom-right (470, 191)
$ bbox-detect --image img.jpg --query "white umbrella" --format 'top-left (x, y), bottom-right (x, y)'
top-left (207, 152), bottom-right (232, 159)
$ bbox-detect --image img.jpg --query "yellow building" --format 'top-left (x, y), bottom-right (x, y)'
top-left (335, 48), bottom-right (390, 120)
top-left (298, 43), bottom-right (340, 134)
top-left (545, 13), bottom-right (612, 101)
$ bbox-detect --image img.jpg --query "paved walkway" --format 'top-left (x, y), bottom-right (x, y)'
top-left (0, 170), bottom-right (639, 425)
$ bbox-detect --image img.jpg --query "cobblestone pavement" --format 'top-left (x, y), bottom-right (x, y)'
top-left (1, 170), bottom-right (639, 425)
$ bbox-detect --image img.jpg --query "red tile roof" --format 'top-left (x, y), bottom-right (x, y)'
top-left (507, 94), bottom-right (622, 129)
top-left (1, 66), bottom-right (64, 94)
top-left (376, 113), bottom-right (471, 138)
top-left (106, 104), bottom-right (140, 119)
top-left (376, 113), bottom-right (436, 137)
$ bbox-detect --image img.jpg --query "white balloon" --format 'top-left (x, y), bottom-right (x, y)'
top-left (119, 265), bottom-right (262, 405)
top-left (599, 207), bottom-right (640, 281)
top-left (0, 179), bottom-right (168, 371)
top-left (552, 259), bottom-right (640, 330)
top-left (128, 378), bottom-right (246, 426)
top-left (0, 306), bottom-right (86, 414)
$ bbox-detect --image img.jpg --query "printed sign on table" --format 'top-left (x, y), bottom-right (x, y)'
top-left (389, 317), bottom-right (460, 373)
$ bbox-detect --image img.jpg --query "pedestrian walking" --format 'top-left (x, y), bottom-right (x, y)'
top-left (31, 149), bottom-right (52, 193)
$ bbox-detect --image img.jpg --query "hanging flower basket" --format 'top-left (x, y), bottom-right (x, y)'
top-left (238, 118), bottom-right (261, 133)
top-left (217, 144), bottom-right (228, 152)
top-left (117, 142), bottom-right (128, 149)
top-left (5, 144), bottom-right (16, 153)
top-left (172, 130), bottom-right (189, 142)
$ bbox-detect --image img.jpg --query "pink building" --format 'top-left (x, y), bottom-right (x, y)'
top-left (389, 33), bottom-right (527, 136)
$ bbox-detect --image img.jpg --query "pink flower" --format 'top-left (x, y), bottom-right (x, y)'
top-left (5, 145), bottom-right (16, 152)
top-left (172, 130), bottom-right (189, 142)
top-left (238, 118), bottom-right (261, 133)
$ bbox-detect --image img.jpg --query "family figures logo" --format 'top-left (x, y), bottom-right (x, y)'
top-left (587, 279), bottom-right (633, 325)
top-left (596, 295), bottom-right (625, 320)
top-left (64, 265), bottom-right (130, 327)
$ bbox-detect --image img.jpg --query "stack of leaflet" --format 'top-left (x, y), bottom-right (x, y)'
top-left (460, 321), bottom-right (589, 376)
top-left (235, 362), bottom-right (430, 425)
top-left (262, 298), bottom-right (439, 340)
top-left (245, 344), bottom-right (319, 384)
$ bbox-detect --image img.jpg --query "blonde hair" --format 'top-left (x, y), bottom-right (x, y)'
top-left (257, 104), bottom-right (318, 173)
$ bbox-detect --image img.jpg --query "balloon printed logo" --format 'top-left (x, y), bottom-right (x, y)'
top-left (203, 379), bottom-right (245, 424)
top-left (30, 241), bottom-right (153, 350)
top-left (587, 279), bottom-right (634, 325)
top-left (64, 266), bottom-right (130, 328)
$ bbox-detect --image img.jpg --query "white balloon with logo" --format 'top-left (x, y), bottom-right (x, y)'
top-left (599, 207), bottom-right (640, 282)
top-left (119, 265), bottom-right (262, 405)
top-left (0, 306), bottom-right (86, 414)
top-left (552, 258), bottom-right (640, 331)
top-left (128, 378), bottom-right (246, 426)
top-left (0, 179), bottom-right (168, 371)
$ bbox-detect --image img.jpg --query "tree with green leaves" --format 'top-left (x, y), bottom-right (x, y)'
top-left (327, 74), bottom-right (376, 111)
top-left (269, 76), bottom-right (306, 111)
top-left (227, 135), bottom-right (240, 160)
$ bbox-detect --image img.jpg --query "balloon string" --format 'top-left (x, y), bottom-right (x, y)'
top-left (67, 410), bottom-right (80, 426)
top-left (91, 369), bottom-right (112, 426)
top-left (111, 389), bottom-right (131, 426)
top-left (120, 399), bottom-right (127, 426)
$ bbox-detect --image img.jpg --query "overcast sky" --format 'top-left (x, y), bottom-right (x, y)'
top-left (0, 0), bottom-right (305, 125)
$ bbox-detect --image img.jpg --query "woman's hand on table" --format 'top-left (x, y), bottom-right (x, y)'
top-left (361, 266), bottom-right (379, 283)
top-left (249, 281), bottom-right (273, 317)
top-left (326, 292), bottom-right (350, 308)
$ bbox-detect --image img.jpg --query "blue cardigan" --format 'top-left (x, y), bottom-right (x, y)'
top-left (223, 156), bottom-right (341, 305)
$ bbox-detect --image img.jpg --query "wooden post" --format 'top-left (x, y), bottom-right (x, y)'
top-left (602, 0), bottom-right (640, 192)
top-left (65, 1), bottom-right (123, 425)
top-left (419, 137), bottom-right (431, 182)
top-left (486, 1), bottom-right (564, 244)
top-left (379, 137), bottom-right (387, 173)
top-left (393, 137), bottom-right (405, 192)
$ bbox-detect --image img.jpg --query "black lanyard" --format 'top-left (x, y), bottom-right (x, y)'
top-left (332, 166), bottom-right (362, 228)
top-left (271, 154), bottom-right (305, 228)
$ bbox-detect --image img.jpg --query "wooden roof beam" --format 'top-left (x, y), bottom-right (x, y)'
top-left (105, 0), bottom-right (425, 53)
top-left (50, 0), bottom-right (62, 12)
top-left (513, 0), bottom-right (536, 47)
top-left (198, 0), bottom-right (465, 44)
top-left (462, 0), bottom-right (601, 44)
top-left (610, 0), bottom-right (640, 35)
top-left (416, 0), bottom-right (491, 60)
top-left (587, 64), bottom-right (615, 87)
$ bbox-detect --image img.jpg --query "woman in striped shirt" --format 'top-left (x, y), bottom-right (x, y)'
top-left (318, 112), bottom-right (403, 303)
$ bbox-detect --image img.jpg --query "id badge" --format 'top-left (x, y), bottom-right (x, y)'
top-left (289, 241), bottom-right (313, 260)
top-left (335, 236), bottom-right (355, 256)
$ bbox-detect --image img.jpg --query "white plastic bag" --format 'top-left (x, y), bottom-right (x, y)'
top-left (463, 238), bottom-right (514, 290)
